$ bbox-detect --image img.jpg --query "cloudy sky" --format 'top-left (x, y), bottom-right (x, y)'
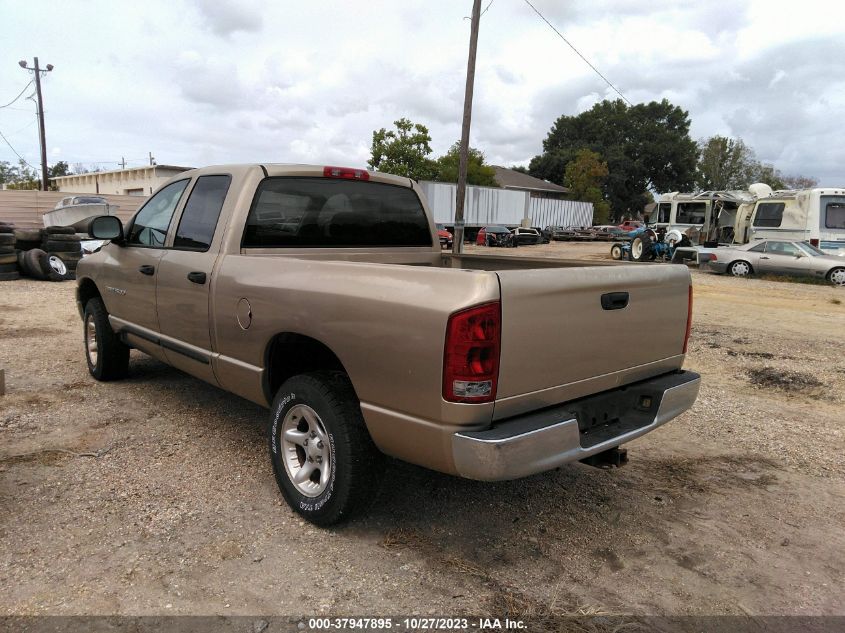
top-left (1, 0), bottom-right (843, 185)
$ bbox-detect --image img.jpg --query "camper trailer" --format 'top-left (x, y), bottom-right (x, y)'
top-left (647, 190), bottom-right (755, 245)
top-left (733, 187), bottom-right (845, 257)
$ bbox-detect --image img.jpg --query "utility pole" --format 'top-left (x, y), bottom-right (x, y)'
top-left (18, 58), bottom-right (53, 191)
top-left (149, 151), bottom-right (155, 166)
top-left (119, 156), bottom-right (126, 169)
top-left (452, 0), bottom-right (482, 255)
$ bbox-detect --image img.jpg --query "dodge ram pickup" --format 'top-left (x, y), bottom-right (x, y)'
top-left (76, 164), bottom-right (700, 525)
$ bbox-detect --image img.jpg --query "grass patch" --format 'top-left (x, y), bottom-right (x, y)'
top-left (758, 273), bottom-right (830, 286)
top-left (747, 366), bottom-right (823, 393)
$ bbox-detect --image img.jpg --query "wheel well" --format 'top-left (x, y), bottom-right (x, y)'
top-left (827, 266), bottom-right (845, 278)
top-left (264, 333), bottom-right (348, 402)
top-left (76, 278), bottom-right (102, 312)
top-left (729, 260), bottom-right (753, 272)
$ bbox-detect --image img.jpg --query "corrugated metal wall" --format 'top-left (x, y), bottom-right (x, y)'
top-left (0, 190), bottom-right (145, 229)
top-left (418, 181), bottom-right (593, 227)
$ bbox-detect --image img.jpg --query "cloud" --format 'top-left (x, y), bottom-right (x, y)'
top-left (192, 0), bottom-right (262, 37)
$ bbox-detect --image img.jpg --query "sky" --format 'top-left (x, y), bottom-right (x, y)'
top-left (1, 0), bottom-right (843, 186)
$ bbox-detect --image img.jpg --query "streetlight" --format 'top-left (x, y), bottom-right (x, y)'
top-left (18, 57), bottom-right (54, 191)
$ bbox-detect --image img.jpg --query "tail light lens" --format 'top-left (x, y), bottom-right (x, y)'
top-left (810, 238), bottom-right (820, 247)
top-left (323, 166), bottom-right (370, 180)
top-left (443, 302), bottom-right (501, 403)
top-left (683, 285), bottom-right (693, 354)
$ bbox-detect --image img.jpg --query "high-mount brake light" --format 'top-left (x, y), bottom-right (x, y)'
top-left (323, 166), bottom-right (370, 181)
top-left (683, 285), bottom-right (693, 354)
top-left (443, 302), bottom-right (501, 403)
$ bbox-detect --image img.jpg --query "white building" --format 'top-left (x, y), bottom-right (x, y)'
top-left (51, 164), bottom-right (193, 196)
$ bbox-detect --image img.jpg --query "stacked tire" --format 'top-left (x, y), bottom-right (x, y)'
top-left (0, 222), bottom-right (20, 281)
top-left (41, 226), bottom-right (81, 279)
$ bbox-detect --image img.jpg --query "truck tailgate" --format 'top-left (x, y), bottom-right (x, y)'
top-left (494, 264), bottom-right (691, 420)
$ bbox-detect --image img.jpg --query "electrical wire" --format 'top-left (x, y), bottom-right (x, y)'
top-left (0, 80), bottom-right (35, 109)
top-left (523, 0), bottom-right (632, 106)
top-left (0, 127), bottom-right (39, 170)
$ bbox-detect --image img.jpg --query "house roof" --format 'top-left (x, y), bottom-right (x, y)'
top-left (491, 166), bottom-right (569, 193)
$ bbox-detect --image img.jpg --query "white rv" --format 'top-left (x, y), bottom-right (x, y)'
top-left (647, 189), bottom-right (755, 245)
top-left (733, 188), bottom-right (845, 256)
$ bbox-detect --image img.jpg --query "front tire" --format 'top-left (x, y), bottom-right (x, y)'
top-left (83, 297), bottom-right (130, 381)
top-left (269, 372), bottom-right (384, 526)
top-left (610, 244), bottom-right (623, 260)
top-left (631, 236), bottom-right (652, 261)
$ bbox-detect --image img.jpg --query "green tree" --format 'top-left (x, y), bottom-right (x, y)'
top-left (4, 159), bottom-right (39, 190)
top-left (368, 117), bottom-right (436, 180)
top-left (563, 149), bottom-right (611, 224)
top-left (509, 165), bottom-right (528, 174)
top-left (696, 136), bottom-right (758, 190)
top-left (529, 99), bottom-right (698, 217)
top-left (432, 142), bottom-right (498, 187)
top-left (782, 174), bottom-right (818, 189)
top-left (752, 163), bottom-right (786, 190)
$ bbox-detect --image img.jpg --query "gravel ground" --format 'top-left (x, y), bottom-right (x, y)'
top-left (1, 243), bottom-right (844, 618)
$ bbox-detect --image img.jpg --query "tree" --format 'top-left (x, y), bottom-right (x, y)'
top-left (431, 142), bottom-right (498, 187)
top-left (368, 118), bottom-right (436, 180)
top-left (563, 149), bottom-right (611, 224)
top-left (509, 165), bottom-right (528, 174)
top-left (752, 163), bottom-right (786, 190)
top-left (696, 136), bottom-right (758, 190)
top-left (529, 99), bottom-right (698, 218)
top-left (783, 174), bottom-right (818, 189)
top-left (3, 160), bottom-right (39, 190)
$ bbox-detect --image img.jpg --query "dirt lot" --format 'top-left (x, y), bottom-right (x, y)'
top-left (1, 242), bottom-right (844, 618)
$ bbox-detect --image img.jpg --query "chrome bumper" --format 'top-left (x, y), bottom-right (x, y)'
top-left (452, 370), bottom-right (700, 481)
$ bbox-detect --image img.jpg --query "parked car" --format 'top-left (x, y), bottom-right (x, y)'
top-left (592, 225), bottom-right (627, 241)
top-left (618, 220), bottom-right (643, 232)
top-left (703, 239), bottom-right (845, 285)
top-left (545, 225), bottom-right (577, 241)
top-left (511, 227), bottom-right (543, 245)
top-left (76, 163), bottom-right (699, 525)
top-left (436, 224), bottom-right (453, 249)
top-left (476, 225), bottom-right (515, 247)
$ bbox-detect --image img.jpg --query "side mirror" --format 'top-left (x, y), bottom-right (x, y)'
top-left (90, 215), bottom-right (124, 242)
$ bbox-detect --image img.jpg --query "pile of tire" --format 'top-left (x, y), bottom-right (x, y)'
top-left (0, 222), bottom-right (20, 281)
top-left (41, 226), bottom-right (82, 278)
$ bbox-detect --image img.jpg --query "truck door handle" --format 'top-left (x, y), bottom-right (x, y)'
top-left (187, 271), bottom-right (207, 285)
top-left (601, 292), bottom-right (629, 310)
top-left (138, 264), bottom-right (155, 276)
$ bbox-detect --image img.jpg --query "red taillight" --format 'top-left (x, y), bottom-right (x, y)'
top-left (683, 285), bottom-right (693, 354)
top-left (443, 302), bottom-right (501, 403)
top-left (323, 166), bottom-right (370, 180)
top-left (709, 253), bottom-right (717, 261)
top-left (810, 238), bottom-right (820, 247)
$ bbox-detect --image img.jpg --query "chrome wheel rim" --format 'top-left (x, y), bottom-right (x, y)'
top-left (85, 315), bottom-right (98, 366)
top-left (830, 269), bottom-right (845, 286)
top-left (731, 261), bottom-right (750, 276)
top-left (48, 255), bottom-right (67, 276)
top-left (281, 404), bottom-right (332, 497)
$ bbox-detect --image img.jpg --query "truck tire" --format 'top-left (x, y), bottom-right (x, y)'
top-left (44, 240), bottom-right (82, 253)
top-left (631, 236), bottom-right (652, 262)
top-left (21, 249), bottom-right (48, 280)
top-left (0, 271), bottom-right (20, 281)
top-left (0, 234), bottom-right (15, 245)
top-left (83, 297), bottom-right (130, 381)
top-left (269, 371), bottom-right (384, 526)
top-left (44, 234), bottom-right (80, 242)
top-left (38, 252), bottom-right (73, 281)
top-left (0, 252), bottom-right (17, 264)
top-left (14, 229), bottom-right (42, 242)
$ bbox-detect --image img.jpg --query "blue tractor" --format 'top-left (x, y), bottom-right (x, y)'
top-left (610, 224), bottom-right (692, 262)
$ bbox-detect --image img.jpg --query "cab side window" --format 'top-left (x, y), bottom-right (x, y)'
top-left (126, 180), bottom-right (190, 247)
top-left (173, 175), bottom-right (232, 251)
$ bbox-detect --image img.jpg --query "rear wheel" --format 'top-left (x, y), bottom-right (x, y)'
top-left (83, 297), bottom-right (130, 381)
top-left (269, 372), bottom-right (384, 526)
top-left (827, 267), bottom-right (845, 286)
top-left (729, 260), bottom-right (753, 277)
top-left (631, 236), bottom-right (652, 262)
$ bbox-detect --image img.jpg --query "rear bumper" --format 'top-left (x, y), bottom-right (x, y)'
top-left (452, 370), bottom-right (700, 481)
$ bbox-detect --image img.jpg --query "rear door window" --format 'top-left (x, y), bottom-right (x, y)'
top-left (174, 175), bottom-right (232, 251)
top-left (753, 202), bottom-right (785, 227)
top-left (657, 203), bottom-right (671, 223)
top-left (242, 178), bottom-right (432, 248)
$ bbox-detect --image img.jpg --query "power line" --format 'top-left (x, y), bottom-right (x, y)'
top-left (523, 0), bottom-right (632, 106)
top-left (0, 80), bottom-right (34, 109)
top-left (0, 127), bottom-right (39, 170)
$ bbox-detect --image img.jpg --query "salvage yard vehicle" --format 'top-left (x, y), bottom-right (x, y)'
top-left (703, 238), bottom-right (845, 285)
top-left (75, 164), bottom-right (700, 525)
top-left (476, 225), bottom-right (515, 247)
top-left (510, 227), bottom-right (543, 245)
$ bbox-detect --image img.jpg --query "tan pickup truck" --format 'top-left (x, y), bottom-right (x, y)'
top-left (76, 164), bottom-right (700, 525)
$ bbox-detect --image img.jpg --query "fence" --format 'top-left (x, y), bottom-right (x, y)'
top-left (0, 190), bottom-right (145, 229)
top-left (418, 181), bottom-right (593, 228)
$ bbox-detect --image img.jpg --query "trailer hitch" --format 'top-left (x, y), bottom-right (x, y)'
top-left (580, 447), bottom-right (629, 469)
